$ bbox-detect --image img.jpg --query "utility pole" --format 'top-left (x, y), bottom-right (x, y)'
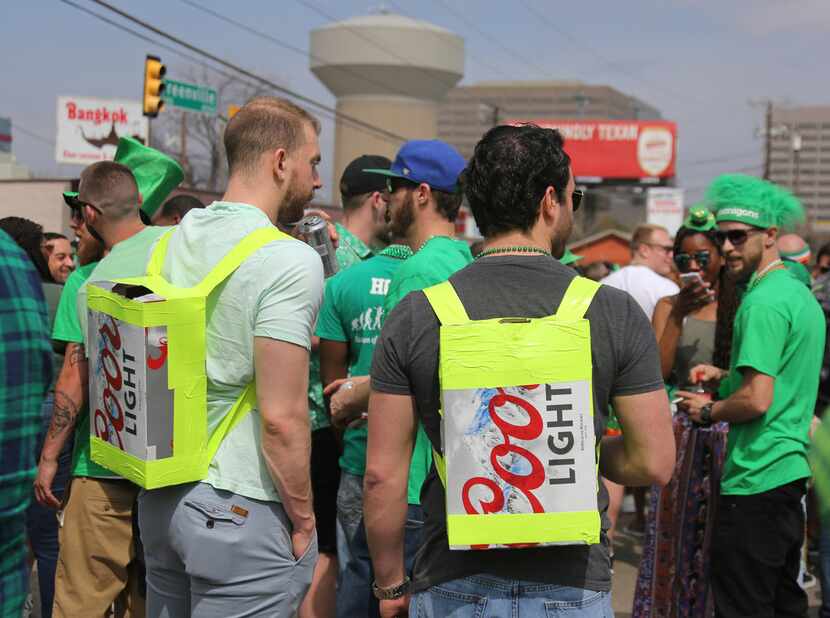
top-left (179, 111), bottom-right (188, 185)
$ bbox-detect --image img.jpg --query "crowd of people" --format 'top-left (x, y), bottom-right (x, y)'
top-left (2, 94), bottom-right (830, 618)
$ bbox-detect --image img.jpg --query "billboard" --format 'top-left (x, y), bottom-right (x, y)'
top-left (646, 188), bottom-right (684, 236)
top-left (508, 119), bottom-right (677, 181)
top-left (56, 96), bottom-right (149, 165)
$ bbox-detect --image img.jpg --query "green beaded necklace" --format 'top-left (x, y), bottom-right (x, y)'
top-left (475, 246), bottom-right (553, 259)
top-left (380, 244), bottom-right (413, 260)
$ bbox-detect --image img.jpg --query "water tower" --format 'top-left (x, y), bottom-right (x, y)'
top-left (310, 13), bottom-right (464, 192)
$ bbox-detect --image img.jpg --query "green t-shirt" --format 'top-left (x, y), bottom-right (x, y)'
top-left (50, 262), bottom-right (108, 476)
top-left (720, 268), bottom-right (825, 495)
top-left (73, 227), bottom-right (170, 479)
top-left (308, 224), bottom-right (376, 432)
top-left (316, 246), bottom-right (410, 479)
top-left (383, 235), bottom-right (473, 503)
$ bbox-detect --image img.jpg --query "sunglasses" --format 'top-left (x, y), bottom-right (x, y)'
top-left (386, 176), bottom-right (419, 194)
top-left (69, 198), bottom-right (103, 221)
top-left (572, 189), bottom-right (583, 212)
top-left (674, 250), bottom-right (711, 271)
top-left (714, 228), bottom-right (763, 247)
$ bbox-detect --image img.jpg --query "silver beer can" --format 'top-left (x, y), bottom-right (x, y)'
top-left (296, 215), bottom-right (338, 278)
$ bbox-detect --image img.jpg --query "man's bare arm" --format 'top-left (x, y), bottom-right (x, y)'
top-left (600, 389), bottom-right (675, 487)
top-left (34, 343), bottom-right (88, 508)
top-left (678, 368), bottom-right (773, 425)
top-left (364, 391), bottom-right (416, 589)
top-left (255, 337), bottom-right (316, 558)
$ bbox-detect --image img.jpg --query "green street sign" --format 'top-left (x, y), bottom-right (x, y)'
top-left (162, 79), bottom-right (217, 114)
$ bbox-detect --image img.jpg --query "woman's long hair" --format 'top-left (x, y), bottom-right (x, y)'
top-left (673, 226), bottom-right (740, 370)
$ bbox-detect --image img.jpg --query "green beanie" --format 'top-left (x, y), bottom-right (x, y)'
top-left (707, 174), bottom-right (804, 230)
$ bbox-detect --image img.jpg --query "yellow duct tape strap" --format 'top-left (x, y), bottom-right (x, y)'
top-left (89, 224), bottom-right (293, 488)
top-left (446, 510), bottom-right (601, 547)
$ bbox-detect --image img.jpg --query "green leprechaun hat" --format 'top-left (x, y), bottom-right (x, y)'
top-left (63, 137), bottom-right (184, 223)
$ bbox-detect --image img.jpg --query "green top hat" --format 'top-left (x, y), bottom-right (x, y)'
top-left (63, 137), bottom-right (183, 223)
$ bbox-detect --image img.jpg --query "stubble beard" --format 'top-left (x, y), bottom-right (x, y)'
top-left (277, 181), bottom-right (313, 227)
top-left (389, 192), bottom-right (415, 241)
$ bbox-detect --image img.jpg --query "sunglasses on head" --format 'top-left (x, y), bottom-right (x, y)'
top-left (674, 250), bottom-right (711, 271)
top-left (714, 228), bottom-right (763, 247)
top-left (68, 198), bottom-right (103, 220)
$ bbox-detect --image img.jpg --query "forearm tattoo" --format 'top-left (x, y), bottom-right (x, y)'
top-left (68, 343), bottom-right (85, 367)
top-left (49, 390), bottom-right (80, 438)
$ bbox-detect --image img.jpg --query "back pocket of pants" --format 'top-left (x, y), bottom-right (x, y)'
top-left (544, 589), bottom-right (609, 617)
top-left (416, 586), bottom-right (488, 618)
top-left (184, 500), bottom-right (247, 529)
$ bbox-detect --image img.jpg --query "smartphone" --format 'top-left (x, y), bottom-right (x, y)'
top-left (679, 272), bottom-right (703, 287)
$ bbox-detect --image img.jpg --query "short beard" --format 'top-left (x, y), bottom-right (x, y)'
top-left (389, 191), bottom-right (416, 241)
top-left (728, 251), bottom-right (763, 284)
top-left (277, 183), bottom-right (310, 227)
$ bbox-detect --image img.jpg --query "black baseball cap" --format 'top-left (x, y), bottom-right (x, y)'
top-left (340, 155), bottom-right (392, 198)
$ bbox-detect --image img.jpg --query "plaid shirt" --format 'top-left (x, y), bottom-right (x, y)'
top-left (0, 231), bottom-right (52, 612)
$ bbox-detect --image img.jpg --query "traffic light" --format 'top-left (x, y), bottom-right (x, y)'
top-left (143, 55), bottom-right (166, 117)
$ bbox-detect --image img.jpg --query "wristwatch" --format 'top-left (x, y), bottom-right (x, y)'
top-left (372, 576), bottom-right (411, 600)
top-left (699, 402), bottom-right (714, 426)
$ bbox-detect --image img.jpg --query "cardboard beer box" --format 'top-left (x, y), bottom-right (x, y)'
top-left (88, 280), bottom-right (174, 465)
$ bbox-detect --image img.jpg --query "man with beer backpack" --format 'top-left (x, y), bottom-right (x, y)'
top-left (365, 124), bottom-right (675, 615)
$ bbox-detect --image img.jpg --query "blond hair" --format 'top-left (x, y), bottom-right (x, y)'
top-left (224, 96), bottom-right (321, 177)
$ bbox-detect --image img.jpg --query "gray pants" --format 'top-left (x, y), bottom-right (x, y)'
top-left (138, 482), bottom-right (317, 618)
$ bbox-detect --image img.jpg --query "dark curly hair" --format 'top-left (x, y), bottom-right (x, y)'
top-left (0, 216), bottom-right (53, 282)
top-left (460, 124), bottom-right (571, 237)
top-left (673, 226), bottom-right (740, 370)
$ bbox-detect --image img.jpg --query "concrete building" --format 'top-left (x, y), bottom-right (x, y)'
top-left (310, 12), bottom-right (464, 192)
top-left (769, 105), bottom-right (830, 234)
top-left (437, 80), bottom-right (661, 160)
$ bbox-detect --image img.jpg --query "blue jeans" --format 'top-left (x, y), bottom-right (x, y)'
top-left (336, 472), bottom-right (424, 618)
top-left (411, 575), bottom-right (613, 617)
top-left (24, 393), bottom-right (73, 618)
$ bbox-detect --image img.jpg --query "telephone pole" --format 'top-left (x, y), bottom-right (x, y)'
top-left (763, 100), bottom-right (772, 180)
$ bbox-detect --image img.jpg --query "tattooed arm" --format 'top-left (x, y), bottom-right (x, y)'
top-left (34, 343), bottom-right (88, 508)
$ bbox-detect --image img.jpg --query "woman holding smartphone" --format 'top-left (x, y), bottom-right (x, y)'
top-left (633, 208), bottom-right (740, 617)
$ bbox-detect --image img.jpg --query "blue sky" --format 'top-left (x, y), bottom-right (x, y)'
top-left (3, 0), bottom-right (830, 203)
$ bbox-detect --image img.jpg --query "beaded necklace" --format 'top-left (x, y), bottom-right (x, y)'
top-left (747, 259), bottom-right (784, 293)
top-left (380, 244), bottom-right (412, 260)
top-left (416, 235), bottom-right (454, 254)
top-left (475, 245), bottom-right (553, 259)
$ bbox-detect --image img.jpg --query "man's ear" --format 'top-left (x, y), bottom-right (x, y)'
top-left (272, 148), bottom-right (289, 180)
top-left (765, 226), bottom-right (779, 248)
top-left (137, 192), bottom-right (143, 206)
top-left (416, 183), bottom-right (431, 207)
top-left (540, 187), bottom-right (557, 224)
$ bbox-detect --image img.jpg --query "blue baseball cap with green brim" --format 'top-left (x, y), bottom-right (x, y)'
top-left (363, 139), bottom-right (465, 193)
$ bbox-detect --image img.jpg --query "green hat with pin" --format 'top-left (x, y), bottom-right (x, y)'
top-left (683, 205), bottom-right (716, 232)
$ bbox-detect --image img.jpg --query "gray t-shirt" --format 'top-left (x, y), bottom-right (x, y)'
top-left (371, 254), bottom-right (663, 593)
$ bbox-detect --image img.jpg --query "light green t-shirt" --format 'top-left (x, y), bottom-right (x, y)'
top-left (73, 228), bottom-right (170, 478)
top-left (160, 202), bottom-right (324, 503)
top-left (382, 235), bottom-right (473, 503)
top-left (316, 246), bottom-right (411, 479)
top-left (720, 268), bottom-right (825, 495)
top-left (308, 224), bottom-right (375, 432)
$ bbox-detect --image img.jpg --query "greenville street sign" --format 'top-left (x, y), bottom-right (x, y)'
top-left (163, 79), bottom-right (217, 114)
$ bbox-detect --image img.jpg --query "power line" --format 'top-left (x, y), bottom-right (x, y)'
top-left (294, 0), bottom-right (462, 92)
top-left (430, 0), bottom-right (552, 80)
top-left (12, 123), bottom-right (56, 147)
top-left (384, 0), bottom-right (514, 79)
top-left (66, 0), bottom-right (408, 145)
top-left (518, 0), bottom-right (708, 107)
top-left (679, 149), bottom-right (761, 168)
top-left (177, 0), bottom-right (454, 106)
